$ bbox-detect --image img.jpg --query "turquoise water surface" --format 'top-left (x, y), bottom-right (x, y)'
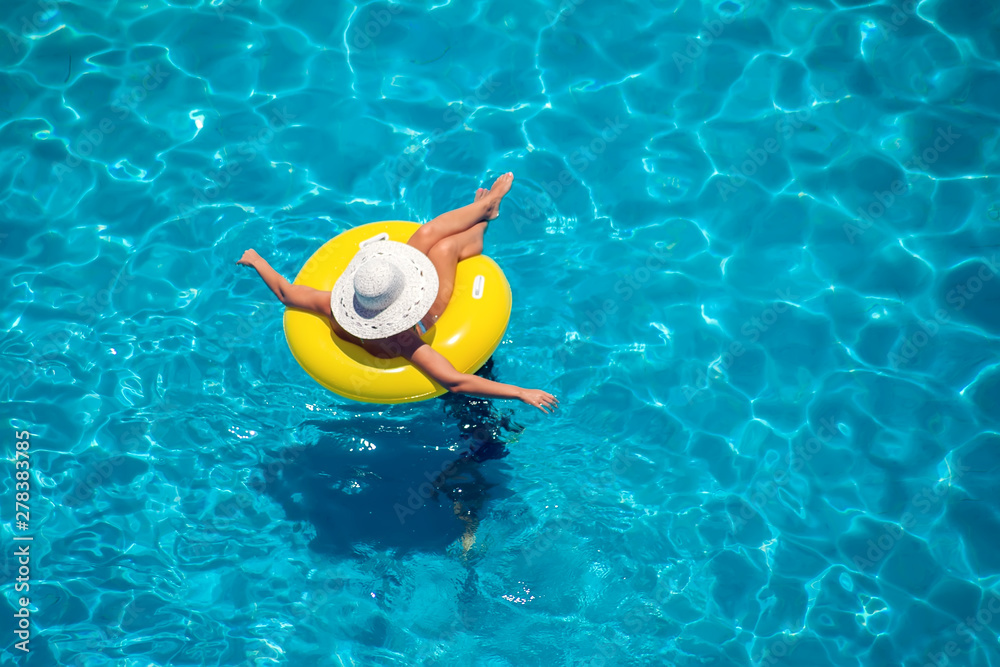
top-left (3, 0), bottom-right (1000, 665)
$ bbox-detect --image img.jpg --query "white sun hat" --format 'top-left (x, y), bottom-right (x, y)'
top-left (330, 232), bottom-right (439, 339)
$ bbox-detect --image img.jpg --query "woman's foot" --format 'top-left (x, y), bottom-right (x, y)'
top-left (474, 188), bottom-right (488, 203)
top-left (483, 172), bottom-right (513, 220)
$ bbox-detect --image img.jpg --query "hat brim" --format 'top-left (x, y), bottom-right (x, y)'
top-left (331, 240), bottom-right (439, 339)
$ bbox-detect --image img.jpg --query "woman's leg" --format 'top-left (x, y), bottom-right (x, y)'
top-left (422, 221), bottom-right (488, 323)
top-left (416, 182), bottom-right (499, 326)
top-left (406, 173), bottom-right (512, 254)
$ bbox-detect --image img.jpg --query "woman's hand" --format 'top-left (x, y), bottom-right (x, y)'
top-left (237, 249), bottom-right (261, 267)
top-left (519, 389), bottom-right (559, 414)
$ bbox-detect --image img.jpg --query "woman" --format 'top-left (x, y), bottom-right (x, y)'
top-left (237, 172), bottom-right (558, 413)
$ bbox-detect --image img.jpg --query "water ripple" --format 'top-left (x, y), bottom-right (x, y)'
top-left (2, 0), bottom-right (1000, 665)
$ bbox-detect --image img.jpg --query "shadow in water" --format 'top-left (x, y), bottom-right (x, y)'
top-left (259, 358), bottom-right (524, 557)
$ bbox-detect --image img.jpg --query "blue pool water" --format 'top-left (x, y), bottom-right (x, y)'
top-left (3, 0), bottom-right (1000, 664)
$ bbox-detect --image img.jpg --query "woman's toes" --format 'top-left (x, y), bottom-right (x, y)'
top-left (489, 172), bottom-right (514, 198)
top-left (482, 172), bottom-right (513, 220)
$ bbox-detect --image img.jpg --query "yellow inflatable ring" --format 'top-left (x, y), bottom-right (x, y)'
top-left (283, 221), bottom-right (512, 403)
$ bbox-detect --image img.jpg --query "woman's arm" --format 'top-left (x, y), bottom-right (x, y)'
top-left (237, 249), bottom-right (292, 303)
top-left (238, 248), bottom-right (337, 320)
top-left (406, 339), bottom-right (558, 413)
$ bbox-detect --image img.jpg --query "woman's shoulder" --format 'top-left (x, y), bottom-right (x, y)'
top-left (376, 330), bottom-right (426, 359)
top-left (330, 315), bottom-right (426, 360)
